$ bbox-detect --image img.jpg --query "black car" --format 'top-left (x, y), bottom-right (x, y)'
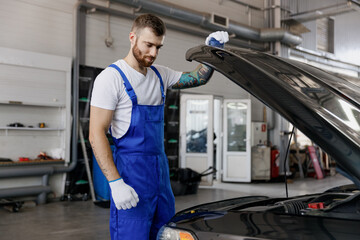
top-left (157, 45), bottom-right (360, 240)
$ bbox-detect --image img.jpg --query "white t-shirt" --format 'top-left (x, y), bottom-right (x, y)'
top-left (91, 59), bottom-right (182, 139)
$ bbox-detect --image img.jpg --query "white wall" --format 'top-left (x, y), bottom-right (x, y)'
top-left (0, 0), bottom-right (74, 57)
top-left (335, 11), bottom-right (360, 66)
top-left (0, 0), bottom-right (268, 113)
top-left (285, 0), bottom-right (360, 66)
top-left (162, 0), bottom-right (265, 28)
top-left (0, 0), bottom-right (265, 63)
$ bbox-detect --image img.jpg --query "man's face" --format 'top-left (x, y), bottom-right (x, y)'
top-left (131, 27), bottom-right (165, 67)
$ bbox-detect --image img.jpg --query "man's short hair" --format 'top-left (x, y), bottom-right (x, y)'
top-left (131, 13), bottom-right (166, 36)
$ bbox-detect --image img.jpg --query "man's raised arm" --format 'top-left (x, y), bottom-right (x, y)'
top-left (172, 31), bottom-right (229, 89)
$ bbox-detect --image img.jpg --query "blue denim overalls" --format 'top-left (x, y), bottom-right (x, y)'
top-left (108, 64), bottom-right (175, 240)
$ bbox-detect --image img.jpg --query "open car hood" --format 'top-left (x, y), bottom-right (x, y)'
top-left (186, 45), bottom-right (360, 187)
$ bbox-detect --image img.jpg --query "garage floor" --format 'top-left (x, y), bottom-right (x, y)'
top-left (0, 173), bottom-right (352, 240)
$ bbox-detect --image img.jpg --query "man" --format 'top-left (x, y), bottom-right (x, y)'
top-left (89, 13), bottom-right (228, 240)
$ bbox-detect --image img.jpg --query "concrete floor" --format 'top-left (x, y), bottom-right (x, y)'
top-left (0, 173), bottom-right (352, 240)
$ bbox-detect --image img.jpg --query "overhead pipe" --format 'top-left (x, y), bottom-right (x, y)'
top-left (112, 0), bottom-right (302, 46)
top-left (290, 47), bottom-right (360, 74)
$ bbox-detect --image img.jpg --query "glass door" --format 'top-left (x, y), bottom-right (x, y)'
top-left (223, 99), bottom-right (251, 182)
top-left (180, 94), bottom-right (214, 185)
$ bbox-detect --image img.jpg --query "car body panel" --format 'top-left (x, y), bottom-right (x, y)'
top-left (162, 185), bottom-right (360, 239)
top-left (176, 210), bottom-right (360, 240)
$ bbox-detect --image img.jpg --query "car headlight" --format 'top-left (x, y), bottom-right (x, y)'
top-left (157, 226), bottom-right (197, 240)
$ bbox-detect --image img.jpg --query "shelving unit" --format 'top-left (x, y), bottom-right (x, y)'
top-left (78, 65), bottom-right (105, 154)
top-left (164, 89), bottom-right (181, 169)
top-left (64, 65), bottom-right (104, 198)
top-left (0, 101), bottom-right (69, 161)
top-left (0, 47), bottom-right (72, 198)
top-left (0, 127), bottom-right (65, 131)
top-left (0, 127), bottom-right (65, 137)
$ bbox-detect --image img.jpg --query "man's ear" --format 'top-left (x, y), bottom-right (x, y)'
top-left (129, 32), bottom-right (136, 46)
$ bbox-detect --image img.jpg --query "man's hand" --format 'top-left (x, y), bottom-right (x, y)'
top-left (205, 31), bottom-right (229, 48)
top-left (109, 178), bottom-right (139, 210)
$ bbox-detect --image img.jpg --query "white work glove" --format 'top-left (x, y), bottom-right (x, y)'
top-left (109, 178), bottom-right (139, 210)
top-left (205, 31), bottom-right (229, 48)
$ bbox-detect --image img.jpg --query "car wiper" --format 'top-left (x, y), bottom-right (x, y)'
top-left (175, 196), bottom-right (269, 216)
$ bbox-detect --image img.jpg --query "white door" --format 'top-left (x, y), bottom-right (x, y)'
top-left (213, 97), bottom-right (223, 181)
top-left (180, 94), bottom-right (214, 185)
top-left (223, 99), bottom-right (251, 182)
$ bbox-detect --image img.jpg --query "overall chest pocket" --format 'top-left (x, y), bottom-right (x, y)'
top-left (144, 105), bottom-right (164, 122)
top-left (142, 106), bottom-right (164, 153)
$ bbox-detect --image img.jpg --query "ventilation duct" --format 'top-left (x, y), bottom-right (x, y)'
top-left (112, 0), bottom-right (302, 46)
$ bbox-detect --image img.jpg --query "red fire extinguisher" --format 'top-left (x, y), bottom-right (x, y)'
top-left (271, 148), bottom-right (280, 179)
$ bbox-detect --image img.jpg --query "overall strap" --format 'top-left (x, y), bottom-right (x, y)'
top-left (150, 66), bottom-right (165, 104)
top-left (108, 64), bottom-right (138, 105)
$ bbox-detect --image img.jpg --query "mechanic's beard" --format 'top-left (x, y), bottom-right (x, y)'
top-left (133, 43), bottom-right (155, 68)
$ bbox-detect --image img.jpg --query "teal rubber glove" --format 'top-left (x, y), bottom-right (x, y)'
top-left (109, 178), bottom-right (139, 210)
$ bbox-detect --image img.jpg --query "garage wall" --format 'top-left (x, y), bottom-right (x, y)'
top-left (334, 11), bottom-right (360, 66)
top-left (163, 0), bottom-right (266, 28)
top-left (284, 0), bottom-right (360, 66)
top-left (1, 0), bottom-right (268, 104)
top-left (0, 0), bottom-right (74, 58)
top-left (0, 0), bottom-right (265, 64)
